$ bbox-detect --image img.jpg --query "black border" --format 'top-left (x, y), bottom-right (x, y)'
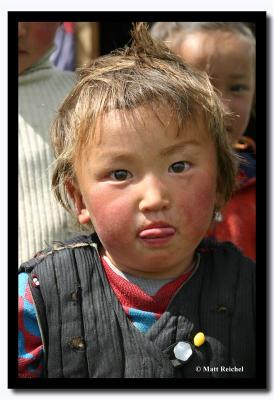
top-left (10, 10), bottom-right (267, 390)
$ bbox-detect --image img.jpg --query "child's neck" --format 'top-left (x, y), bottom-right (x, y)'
top-left (100, 249), bottom-right (195, 280)
top-left (102, 255), bottom-right (174, 296)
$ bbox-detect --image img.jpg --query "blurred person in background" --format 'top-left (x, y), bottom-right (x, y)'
top-left (19, 22), bottom-right (82, 266)
top-left (50, 22), bottom-right (100, 71)
top-left (50, 22), bottom-right (75, 71)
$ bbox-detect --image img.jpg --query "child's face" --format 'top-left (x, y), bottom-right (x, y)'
top-left (18, 22), bottom-right (60, 75)
top-left (73, 105), bottom-right (219, 279)
top-left (178, 30), bottom-right (255, 143)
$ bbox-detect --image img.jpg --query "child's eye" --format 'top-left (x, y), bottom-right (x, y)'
top-left (230, 84), bottom-right (249, 93)
top-left (168, 161), bottom-right (190, 173)
top-left (110, 169), bottom-right (132, 181)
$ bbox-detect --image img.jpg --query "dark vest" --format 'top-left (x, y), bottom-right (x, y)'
top-left (19, 235), bottom-right (256, 378)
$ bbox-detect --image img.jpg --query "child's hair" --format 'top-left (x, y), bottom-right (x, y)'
top-left (150, 21), bottom-right (256, 61)
top-left (51, 22), bottom-right (238, 222)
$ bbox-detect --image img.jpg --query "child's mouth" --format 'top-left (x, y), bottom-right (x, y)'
top-left (138, 223), bottom-right (176, 246)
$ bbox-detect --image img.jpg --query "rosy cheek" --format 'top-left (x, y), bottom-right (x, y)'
top-left (231, 100), bottom-right (252, 136)
top-left (175, 176), bottom-right (216, 236)
top-left (88, 189), bottom-right (133, 248)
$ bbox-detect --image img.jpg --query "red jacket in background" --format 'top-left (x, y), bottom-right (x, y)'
top-left (208, 139), bottom-right (256, 261)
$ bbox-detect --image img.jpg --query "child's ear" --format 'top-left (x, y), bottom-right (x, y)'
top-left (66, 180), bottom-right (91, 225)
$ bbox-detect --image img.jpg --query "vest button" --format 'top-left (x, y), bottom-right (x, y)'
top-left (216, 305), bottom-right (230, 314)
top-left (70, 287), bottom-right (80, 302)
top-left (173, 341), bottom-right (193, 362)
top-left (193, 332), bottom-right (206, 347)
top-left (31, 275), bottom-right (40, 287)
top-left (68, 337), bottom-right (85, 350)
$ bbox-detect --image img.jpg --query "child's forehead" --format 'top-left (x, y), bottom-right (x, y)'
top-left (91, 104), bottom-right (207, 145)
top-left (179, 30), bottom-right (255, 76)
top-left (182, 30), bottom-right (253, 55)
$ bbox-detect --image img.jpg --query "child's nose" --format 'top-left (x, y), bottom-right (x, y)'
top-left (138, 177), bottom-right (171, 213)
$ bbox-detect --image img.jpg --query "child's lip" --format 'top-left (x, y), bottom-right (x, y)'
top-left (138, 222), bottom-right (176, 239)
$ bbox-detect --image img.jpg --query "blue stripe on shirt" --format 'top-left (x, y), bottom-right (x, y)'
top-left (128, 308), bottom-right (157, 333)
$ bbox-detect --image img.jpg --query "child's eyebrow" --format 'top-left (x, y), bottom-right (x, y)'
top-left (212, 73), bottom-right (249, 82)
top-left (95, 152), bottom-right (137, 163)
top-left (229, 73), bottom-right (249, 79)
top-left (160, 140), bottom-right (201, 157)
top-left (94, 141), bottom-right (201, 163)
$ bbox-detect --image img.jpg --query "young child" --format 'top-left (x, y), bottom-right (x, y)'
top-left (18, 23), bottom-right (255, 379)
top-left (151, 22), bottom-right (256, 260)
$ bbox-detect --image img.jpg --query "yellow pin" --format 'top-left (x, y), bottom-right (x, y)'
top-left (193, 332), bottom-right (205, 347)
